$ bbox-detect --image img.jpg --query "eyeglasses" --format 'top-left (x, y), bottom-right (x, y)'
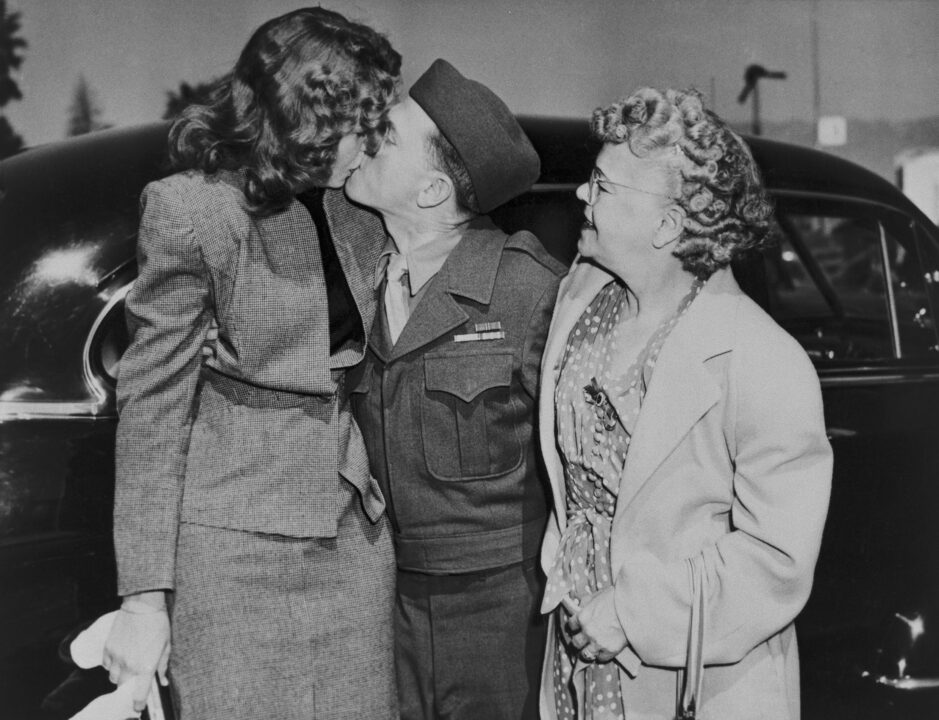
top-left (586, 167), bottom-right (676, 205)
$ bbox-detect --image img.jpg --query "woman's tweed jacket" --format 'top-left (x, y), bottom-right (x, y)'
top-left (113, 169), bottom-right (386, 596)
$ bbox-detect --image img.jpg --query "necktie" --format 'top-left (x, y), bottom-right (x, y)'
top-left (384, 252), bottom-right (411, 344)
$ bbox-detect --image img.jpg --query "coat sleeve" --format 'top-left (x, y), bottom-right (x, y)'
top-left (113, 178), bottom-right (213, 596)
top-left (612, 324), bottom-right (833, 667)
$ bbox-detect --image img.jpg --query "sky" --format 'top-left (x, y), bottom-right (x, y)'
top-left (5, 0), bottom-right (939, 148)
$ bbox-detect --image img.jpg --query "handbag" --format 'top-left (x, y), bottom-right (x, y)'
top-left (675, 556), bottom-right (706, 720)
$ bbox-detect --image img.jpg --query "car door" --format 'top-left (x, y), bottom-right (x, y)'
top-left (0, 122), bottom-right (168, 720)
top-left (754, 193), bottom-right (939, 719)
top-left (0, 282), bottom-right (127, 720)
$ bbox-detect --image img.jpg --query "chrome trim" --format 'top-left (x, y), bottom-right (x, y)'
top-left (0, 283), bottom-right (133, 421)
top-left (0, 400), bottom-right (108, 420)
top-left (95, 256), bottom-right (136, 291)
top-left (873, 676), bottom-right (939, 691)
top-left (878, 222), bottom-right (903, 358)
top-left (826, 427), bottom-right (858, 439)
top-left (819, 371), bottom-right (939, 387)
top-left (82, 281), bottom-right (133, 403)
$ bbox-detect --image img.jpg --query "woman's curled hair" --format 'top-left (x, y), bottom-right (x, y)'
top-left (169, 7), bottom-right (401, 216)
top-left (592, 87), bottom-right (773, 278)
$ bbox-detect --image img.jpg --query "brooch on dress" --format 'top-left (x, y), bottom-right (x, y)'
top-left (583, 377), bottom-right (618, 430)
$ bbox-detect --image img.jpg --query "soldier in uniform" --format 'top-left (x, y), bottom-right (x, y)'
top-left (346, 59), bottom-right (564, 720)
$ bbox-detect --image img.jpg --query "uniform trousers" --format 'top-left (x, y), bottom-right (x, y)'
top-left (169, 482), bottom-right (397, 720)
top-left (395, 556), bottom-right (546, 720)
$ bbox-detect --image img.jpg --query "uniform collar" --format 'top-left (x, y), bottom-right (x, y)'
top-left (373, 215), bottom-right (504, 305)
top-left (437, 216), bottom-right (504, 304)
top-left (373, 229), bottom-right (459, 295)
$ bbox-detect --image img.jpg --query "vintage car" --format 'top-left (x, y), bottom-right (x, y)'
top-left (1, 119), bottom-right (938, 719)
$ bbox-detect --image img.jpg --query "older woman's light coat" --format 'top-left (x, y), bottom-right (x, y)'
top-left (539, 261), bottom-right (832, 720)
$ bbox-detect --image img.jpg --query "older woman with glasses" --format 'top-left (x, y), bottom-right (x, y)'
top-left (538, 87), bottom-right (832, 719)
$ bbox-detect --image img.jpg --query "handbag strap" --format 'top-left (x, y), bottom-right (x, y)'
top-left (676, 556), bottom-right (706, 719)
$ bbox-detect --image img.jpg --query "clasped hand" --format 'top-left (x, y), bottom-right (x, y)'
top-left (562, 587), bottom-right (628, 663)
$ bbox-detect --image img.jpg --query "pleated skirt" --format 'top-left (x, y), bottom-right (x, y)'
top-left (169, 482), bottom-right (397, 720)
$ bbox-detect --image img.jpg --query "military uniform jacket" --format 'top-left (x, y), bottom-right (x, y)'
top-left (349, 218), bottom-right (564, 574)
top-left (114, 170), bottom-right (385, 596)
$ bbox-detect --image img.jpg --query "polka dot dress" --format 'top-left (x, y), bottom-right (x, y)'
top-left (543, 277), bottom-right (704, 719)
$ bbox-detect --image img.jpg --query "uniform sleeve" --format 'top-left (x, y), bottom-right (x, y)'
top-left (113, 179), bottom-right (213, 596)
top-left (520, 276), bottom-right (561, 399)
top-left (612, 329), bottom-right (833, 667)
top-left (515, 233), bottom-right (564, 400)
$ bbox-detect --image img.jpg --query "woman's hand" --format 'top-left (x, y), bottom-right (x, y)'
top-left (102, 591), bottom-right (171, 713)
top-left (564, 588), bottom-right (628, 663)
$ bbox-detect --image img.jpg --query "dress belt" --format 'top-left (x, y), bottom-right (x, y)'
top-left (201, 367), bottom-right (337, 409)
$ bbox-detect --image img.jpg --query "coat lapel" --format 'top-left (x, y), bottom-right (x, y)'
top-left (323, 188), bottom-right (386, 336)
top-left (389, 279), bottom-right (469, 359)
top-left (539, 258), bottom-right (620, 532)
top-left (542, 260), bottom-right (615, 384)
top-left (614, 268), bottom-right (740, 509)
top-left (388, 221), bottom-right (507, 360)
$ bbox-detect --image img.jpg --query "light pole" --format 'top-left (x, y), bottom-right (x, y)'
top-left (737, 64), bottom-right (787, 136)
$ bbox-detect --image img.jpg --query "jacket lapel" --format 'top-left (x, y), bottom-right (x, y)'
top-left (539, 258), bottom-right (619, 532)
top-left (614, 268), bottom-right (740, 509)
top-left (542, 260), bottom-right (615, 384)
top-left (323, 189), bottom-right (385, 336)
top-left (388, 279), bottom-right (469, 359)
top-left (388, 221), bottom-right (507, 360)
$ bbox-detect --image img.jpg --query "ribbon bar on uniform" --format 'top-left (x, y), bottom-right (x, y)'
top-left (453, 330), bottom-right (506, 343)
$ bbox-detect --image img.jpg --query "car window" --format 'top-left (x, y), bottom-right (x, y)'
top-left (760, 198), bottom-right (936, 362)
top-left (888, 222), bottom-right (936, 358)
top-left (909, 221), bottom-right (939, 355)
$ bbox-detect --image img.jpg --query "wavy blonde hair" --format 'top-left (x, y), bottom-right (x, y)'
top-left (592, 87), bottom-right (773, 277)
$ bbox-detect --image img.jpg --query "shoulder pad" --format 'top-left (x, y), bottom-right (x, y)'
top-left (504, 230), bottom-right (566, 276)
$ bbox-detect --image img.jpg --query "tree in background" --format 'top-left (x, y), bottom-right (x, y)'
top-left (0, 114), bottom-right (20, 156)
top-left (67, 74), bottom-right (109, 136)
top-left (0, 0), bottom-right (27, 157)
top-left (163, 77), bottom-right (219, 120)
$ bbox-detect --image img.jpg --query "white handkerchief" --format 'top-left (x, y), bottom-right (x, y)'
top-left (71, 611), bottom-right (118, 669)
top-left (68, 610), bottom-right (163, 720)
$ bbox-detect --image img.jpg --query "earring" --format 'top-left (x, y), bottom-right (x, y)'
top-left (652, 235), bottom-right (678, 250)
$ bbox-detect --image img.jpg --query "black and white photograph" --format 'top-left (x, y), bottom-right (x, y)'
top-left (1, 1), bottom-right (937, 719)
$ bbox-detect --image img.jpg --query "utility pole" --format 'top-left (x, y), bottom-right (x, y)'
top-left (812, 0), bottom-right (821, 136)
top-left (737, 64), bottom-right (787, 136)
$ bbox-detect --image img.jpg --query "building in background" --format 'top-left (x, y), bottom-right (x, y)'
top-left (896, 148), bottom-right (939, 225)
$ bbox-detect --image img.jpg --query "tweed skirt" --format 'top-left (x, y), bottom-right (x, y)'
top-left (169, 482), bottom-right (397, 720)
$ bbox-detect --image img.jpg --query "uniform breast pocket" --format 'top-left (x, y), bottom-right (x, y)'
top-left (421, 351), bottom-right (523, 481)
